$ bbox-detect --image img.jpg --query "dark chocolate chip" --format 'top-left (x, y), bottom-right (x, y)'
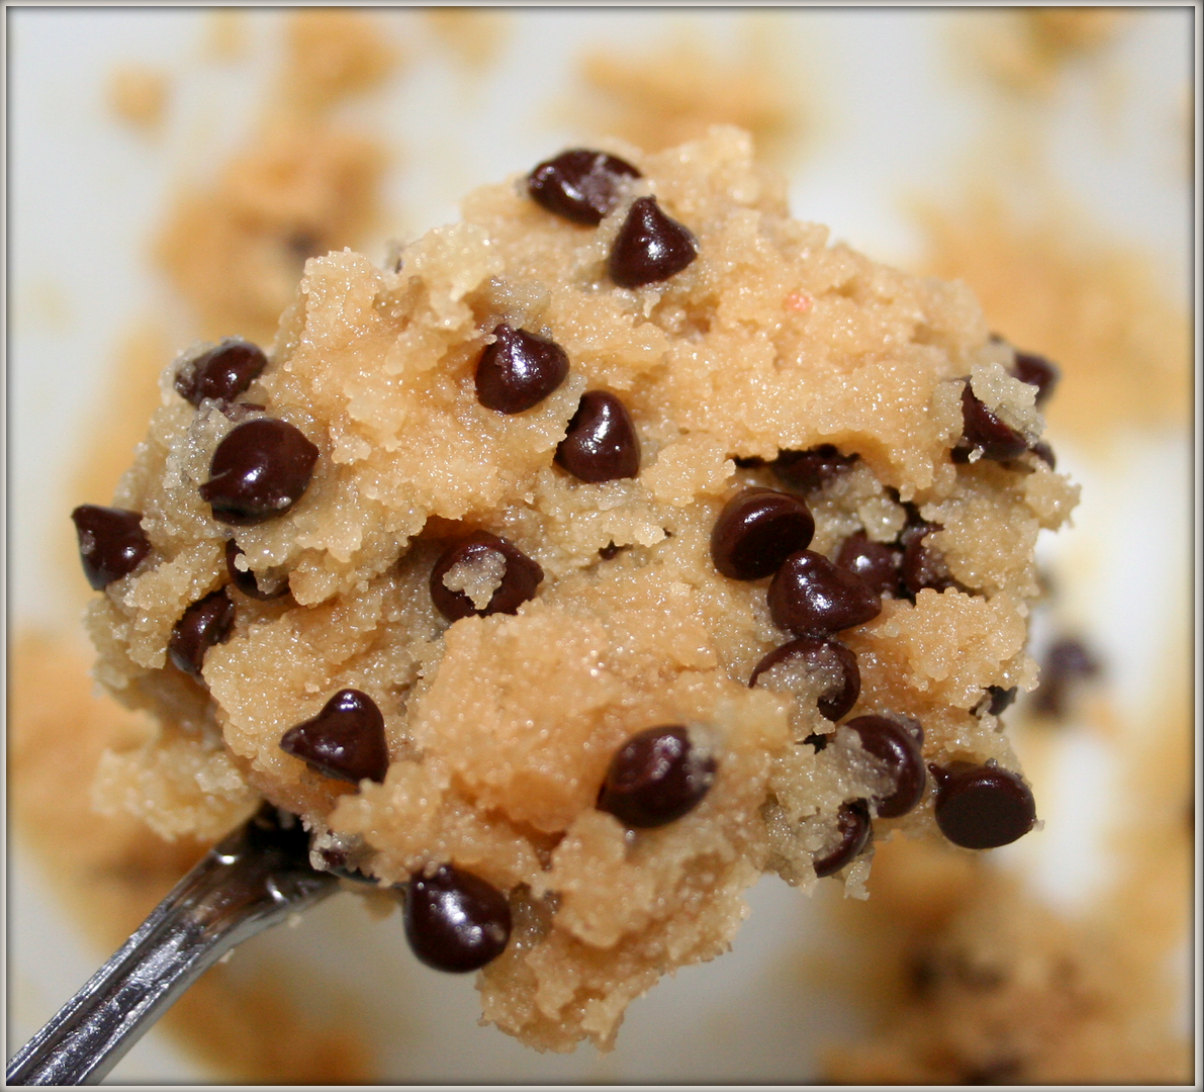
top-left (474, 324), bottom-right (569, 414)
top-left (70, 504), bottom-right (151, 590)
top-left (598, 541), bottom-right (626, 560)
top-left (429, 531), bottom-right (544, 621)
top-left (597, 724), bottom-right (716, 829)
top-left (953, 381), bottom-right (1029, 463)
top-left (1029, 440), bottom-right (1057, 468)
top-left (1010, 349), bottom-right (1060, 406)
top-left (173, 338), bottom-right (268, 406)
top-left (844, 714), bottom-right (926, 819)
top-left (812, 799), bottom-right (872, 878)
top-left (768, 549), bottom-right (881, 636)
top-left (771, 444), bottom-right (859, 491)
top-left (224, 540), bottom-right (289, 600)
top-left (749, 635), bottom-right (860, 722)
top-left (280, 688), bottom-right (389, 784)
top-left (168, 588), bottom-right (235, 677)
top-left (803, 730), bottom-right (832, 752)
top-left (608, 196), bottom-right (697, 288)
top-left (404, 864), bottom-right (512, 973)
top-left (710, 488), bottom-right (815, 581)
top-left (555, 390), bottom-right (641, 482)
top-left (199, 417), bottom-right (319, 525)
top-left (527, 148), bottom-right (642, 226)
top-left (1032, 636), bottom-right (1102, 717)
top-left (899, 519), bottom-right (960, 598)
top-left (931, 762), bottom-right (1036, 849)
top-left (985, 685), bottom-right (1017, 716)
top-left (835, 531), bottom-right (902, 598)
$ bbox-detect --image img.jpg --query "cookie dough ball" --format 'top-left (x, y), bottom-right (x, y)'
top-left (74, 127), bottom-right (1077, 1051)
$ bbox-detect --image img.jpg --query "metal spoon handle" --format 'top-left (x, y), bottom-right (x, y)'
top-left (6, 806), bottom-right (338, 1085)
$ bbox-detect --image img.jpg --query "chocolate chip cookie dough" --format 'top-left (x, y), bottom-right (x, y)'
top-left (73, 127), bottom-right (1077, 1051)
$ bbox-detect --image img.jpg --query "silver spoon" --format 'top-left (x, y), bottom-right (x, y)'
top-left (6, 804), bottom-right (340, 1085)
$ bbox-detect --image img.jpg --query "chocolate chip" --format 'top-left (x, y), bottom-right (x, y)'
top-left (527, 148), bottom-right (642, 225)
top-left (771, 445), bottom-right (858, 491)
top-left (597, 724), bottom-right (716, 828)
top-left (1029, 440), bottom-right (1057, 468)
top-left (1010, 349), bottom-right (1059, 406)
top-left (835, 531), bottom-right (902, 598)
top-left (168, 588), bottom-right (235, 677)
top-left (173, 338), bottom-right (268, 406)
top-left (474, 324), bottom-right (569, 414)
top-left (199, 418), bottom-right (319, 525)
top-left (812, 799), bottom-right (872, 878)
top-left (1032, 636), bottom-right (1102, 716)
top-left (953, 381), bottom-right (1029, 463)
top-left (899, 519), bottom-right (960, 598)
top-left (598, 541), bottom-right (626, 560)
top-left (70, 504), bottom-right (151, 590)
top-left (749, 635), bottom-right (860, 722)
top-left (931, 762), bottom-right (1036, 849)
top-left (555, 390), bottom-right (641, 482)
top-left (710, 488), bottom-right (815, 581)
top-left (404, 864), bottom-right (512, 973)
top-left (280, 688), bottom-right (389, 784)
top-left (224, 539), bottom-right (289, 600)
top-left (429, 531), bottom-right (543, 621)
top-left (985, 685), bottom-right (1017, 716)
top-left (608, 196), bottom-right (697, 288)
top-left (844, 714), bottom-right (926, 819)
top-left (768, 550), bottom-right (881, 636)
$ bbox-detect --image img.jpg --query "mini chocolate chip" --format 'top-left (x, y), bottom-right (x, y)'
top-left (474, 324), bottom-right (569, 414)
top-left (70, 504), bottom-right (151, 589)
top-left (199, 417), bottom-right (319, 525)
top-left (985, 685), bottom-right (1017, 716)
top-left (429, 531), bottom-right (544, 621)
top-left (597, 725), bottom-right (716, 828)
top-left (954, 381), bottom-right (1029, 462)
top-left (280, 688), bottom-right (389, 784)
top-left (844, 714), bottom-right (926, 819)
top-left (1029, 440), bottom-right (1057, 468)
top-left (224, 540), bottom-right (288, 600)
top-left (527, 148), bottom-right (642, 225)
top-left (749, 635), bottom-right (860, 722)
top-left (899, 520), bottom-right (960, 598)
top-left (768, 549), bottom-right (881, 636)
top-left (771, 445), bottom-right (859, 491)
top-left (710, 488), bottom-right (815, 581)
top-left (1032, 636), bottom-right (1102, 716)
top-left (168, 588), bottom-right (235, 677)
top-left (555, 390), bottom-right (641, 482)
top-left (608, 196), bottom-right (697, 288)
top-left (404, 864), bottom-right (512, 973)
top-left (812, 800), bottom-right (872, 878)
top-left (1010, 349), bottom-right (1060, 406)
top-left (173, 338), bottom-right (268, 406)
top-left (835, 531), bottom-right (902, 598)
top-left (931, 762), bottom-right (1036, 849)
top-left (598, 541), bottom-right (626, 560)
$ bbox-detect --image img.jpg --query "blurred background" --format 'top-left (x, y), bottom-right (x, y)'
top-left (7, 6), bottom-right (1196, 1082)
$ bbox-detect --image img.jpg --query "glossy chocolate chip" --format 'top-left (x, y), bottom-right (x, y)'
top-left (173, 337), bottom-right (268, 406)
top-left (749, 635), bottom-right (860, 722)
top-left (608, 196), bottom-right (697, 288)
top-left (899, 520), bottom-right (960, 598)
top-left (555, 390), bottom-right (641, 482)
top-left (768, 550), bottom-right (881, 636)
top-left (70, 504), bottom-right (151, 590)
top-left (168, 588), bottom-right (235, 677)
top-left (224, 540), bottom-right (289, 600)
top-left (280, 688), bottom-right (389, 784)
top-left (844, 714), bottom-right (926, 819)
top-left (835, 531), bottom-right (902, 598)
top-left (1010, 349), bottom-right (1060, 406)
top-left (710, 488), bottom-right (815, 581)
top-left (527, 148), bottom-right (642, 225)
top-left (812, 800), bottom-right (872, 878)
top-left (199, 417), bottom-right (319, 525)
top-left (771, 445), bottom-right (859, 491)
top-left (597, 725), bottom-right (716, 829)
top-left (474, 324), bottom-right (570, 414)
top-left (931, 762), bottom-right (1036, 849)
top-left (404, 864), bottom-right (512, 973)
top-left (429, 531), bottom-right (543, 621)
top-left (953, 381), bottom-right (1029, 463)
